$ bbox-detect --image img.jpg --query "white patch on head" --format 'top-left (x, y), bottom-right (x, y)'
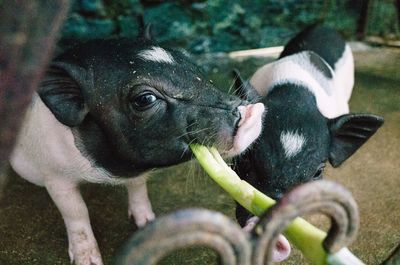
top-left (137, 46), bottom-right (175, 64)
top-left (280, 131), bottom-right (306, 158)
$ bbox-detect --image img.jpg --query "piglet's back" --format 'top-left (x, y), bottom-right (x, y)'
top-left (279, 25), bottom-right (354, 101)
top-left (279, 25), bottom-right (346, 69)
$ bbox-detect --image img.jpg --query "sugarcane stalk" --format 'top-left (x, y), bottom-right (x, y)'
top-left (190, 144), bottom-right (364, 265)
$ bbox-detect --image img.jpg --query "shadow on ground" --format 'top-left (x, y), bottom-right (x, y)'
top-left (0, 48), bottom-right (399, 265)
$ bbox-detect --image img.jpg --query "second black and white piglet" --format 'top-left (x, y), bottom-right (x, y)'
top-left (233, 25), bottom-right (384, 260)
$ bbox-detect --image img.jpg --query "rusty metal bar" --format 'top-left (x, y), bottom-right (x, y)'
top-left (251, 180), bottom-right (359, 265)
top-left (0, 0), bottom-right (69, 201)
top-left (0, 0), bottom-right (70, 166)
top-left (115, 208), bottom-right (252, 265)
top-left (356, 0), bottom-right (372, 40)
top-left (116, 181), bottom-right (361, 264)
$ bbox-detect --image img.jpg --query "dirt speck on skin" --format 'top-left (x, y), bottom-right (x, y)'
top-left (0, 48), bottom-right (399, 265)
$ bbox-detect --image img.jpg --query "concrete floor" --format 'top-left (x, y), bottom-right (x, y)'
top-left (0, 47), bottom-right (399, 265)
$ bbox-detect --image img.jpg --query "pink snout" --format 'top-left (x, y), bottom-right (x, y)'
top-left (225, 102), bottom-right (265, 156)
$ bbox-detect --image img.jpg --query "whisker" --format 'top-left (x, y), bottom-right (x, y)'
top-left (227, 76), bottom-right (237, 94)
top-left (175, 126), bottom-right (212, 141)
top-left (204, 130), bottom-right (220, 147)
top-left (185, 163), bottom-right (191, 193)
top-left (200, 133), bottom-right (208, 147)
top-left (228, 74), bottom-right (249, 98)
top-left (189, 127), bottom-right (213, 135)
top-left (180, 138), bottom-right (197, 159)
top-left (186, 157), bottom-right (197, 193)
top-left (174, 121), bottom-right (198, 139)
top-left (183, 137), bottom-right (200, 193)
top-left (233, 84), bottom-right (245, 98)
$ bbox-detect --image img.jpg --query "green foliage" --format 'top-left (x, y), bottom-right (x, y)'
top-left (80, 0), bottom-right (105, 14)
top-left (62, 14), bottom-right (116, 39)
top-left (60, 0), bottom-right (399, 52)
top-left (368, 0), bottom-right (399, 37)
top-left (144, 2), bottom-right (196, 44)
top-left (117, 15), bottom-right (139, 38)
top-left (103, 0), bottom-right (142, 19)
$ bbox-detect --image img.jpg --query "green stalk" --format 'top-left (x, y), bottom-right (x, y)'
top-left (190, 144), bottom-right (364, 265)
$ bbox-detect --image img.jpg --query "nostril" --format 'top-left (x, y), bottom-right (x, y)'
top-left (233, 111), bottom-right (241, 136)
top-left (231, 104), bottom-right (242, 134)
top-left (231, 106), bottom-right (240, 117)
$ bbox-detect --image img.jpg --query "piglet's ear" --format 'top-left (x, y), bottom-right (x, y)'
top-left (137, 14), bottom-right (154, 41)
top-left (140, 23), bottom-right (154, 41)
top-left (38, 62), bottom-right (89, 127)
top-left (232, 69), bottom-right (260, 102)
top-left (328, 113), bottom-right (384, 167)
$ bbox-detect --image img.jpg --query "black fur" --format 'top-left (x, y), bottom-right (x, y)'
top-left (280, 24), bottom-right (346, 70)
top-left (39, 38), bottom-right (243, 177)
top-left (234, 26), bottom-right (384, 227)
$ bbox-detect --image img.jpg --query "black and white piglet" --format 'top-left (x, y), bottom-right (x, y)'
top-left (233, 25), bottom-right (384, 261)
top-left (9, 30), bottom-right (265, 264)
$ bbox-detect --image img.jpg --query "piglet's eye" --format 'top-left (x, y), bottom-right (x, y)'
top-left (313, 164), bottom-right (325, 180)
top-left (133, 92), bottom-right (157, 109)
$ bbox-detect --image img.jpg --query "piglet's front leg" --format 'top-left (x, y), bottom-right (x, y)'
top-left (46, 179), bottom-right (103, 265)
top-left (125, 174), bottom-right (155, 227)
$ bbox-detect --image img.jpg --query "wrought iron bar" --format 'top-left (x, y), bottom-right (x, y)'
top-left (115, 208), bottom-right (252, 265)
top-left (0, 0), bottom-right (69, 200)
top-left (116, 180), bottom-right (360, 265)
top-left (251, 180), bottom-right (359, 265)
top-left (0, 0), bottom-right (69, 165)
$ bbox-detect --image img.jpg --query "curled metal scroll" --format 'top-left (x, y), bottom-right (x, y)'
top-left (251, 180), bottom-right (359, 265)
top-left (116, 180), bottom-right (359, 265)
top-left (115, 208), bottom-right (251, 265)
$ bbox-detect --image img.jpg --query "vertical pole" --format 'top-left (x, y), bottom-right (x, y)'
top-left (396, 0), bottom-right (400, 30)
top-left (0, 0), bottom-right (70, 197)
top-left (356, 0), bottom-right (372, 40)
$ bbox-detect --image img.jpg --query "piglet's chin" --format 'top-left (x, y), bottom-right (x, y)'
top-left (225, 102), bottom-right (265, 156)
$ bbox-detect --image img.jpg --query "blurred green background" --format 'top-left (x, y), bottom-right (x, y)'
top-left (61, 0), bottom-right (400, 53)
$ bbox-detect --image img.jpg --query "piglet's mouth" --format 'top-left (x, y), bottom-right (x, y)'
top-left (224, 102), bottom-right (265, 156)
